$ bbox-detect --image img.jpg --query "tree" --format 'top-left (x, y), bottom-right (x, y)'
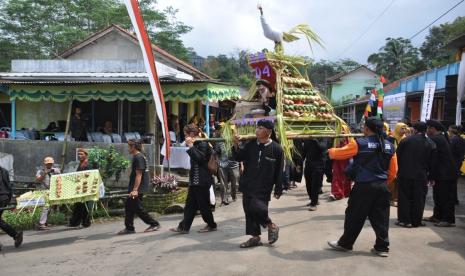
top-left (367, 37), bottom-right (425, 82)
top-left (200, 50), bottom-right (254, 87)
top-left (420, 16), bottom-right (465, 68)
top-left (307, 58), bottom-right (361, 91)
top-left (0, 0), bottom-right (194, 71)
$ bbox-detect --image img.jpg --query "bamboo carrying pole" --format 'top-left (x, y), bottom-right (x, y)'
top-left (196, 133), bottom-right (363, 142)
top-left (60, 99), bottom-right (74, 171)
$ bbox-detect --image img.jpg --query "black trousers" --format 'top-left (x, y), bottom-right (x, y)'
top-left (397, 178), bottom-right (427, 227)
top-left (69, 201), bottom-right (94, 227)
top-left (338, 181), bottom-right (390, 252)
top-left (0, 199), bottom-right (17, 238)
top-left (432, 180), bottom-right (456, 223)
top-left (125, 195), bottom-right (159, 231)
top-left (242, 195), bottom-right (272, 236)
top-left (304, 165), bottom-right (324, 205)
top-left (178, 186), bottom-right (216, 231)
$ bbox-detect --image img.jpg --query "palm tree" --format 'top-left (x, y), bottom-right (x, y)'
top-left (368, 37), bottom-right (424, 82)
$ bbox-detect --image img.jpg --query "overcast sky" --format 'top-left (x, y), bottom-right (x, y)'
top-left (156, 0), bottom-right (464, 64)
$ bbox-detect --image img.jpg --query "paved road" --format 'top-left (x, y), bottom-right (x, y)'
top-left (2, 181), bottom-right (465, 276)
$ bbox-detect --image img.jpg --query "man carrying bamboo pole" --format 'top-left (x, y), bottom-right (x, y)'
top-left (232, 119), bottom-right (283, 248)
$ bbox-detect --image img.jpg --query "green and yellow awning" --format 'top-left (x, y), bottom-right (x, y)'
top-left (8, 81), bottom-right (240, 102)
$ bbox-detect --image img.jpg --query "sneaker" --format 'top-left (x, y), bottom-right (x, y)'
top-left (308, 205), bottom-right (317, 211)
top-left (371, 248), bottom-right (389, 257)
top-left (434, 221), bottom-right (456, 227)
top-left (14, 231), bottom-right (23, 248)
top-left (268, 224), bottom-right (279, 244)
top-left (144, 224), bottom-right (160, 233)
top-left (327, 241), bottom-right (351, 252)
top-left (328, 195), bottom-right (337, 201)
top-left (117, 229), bottom-right (136, 235)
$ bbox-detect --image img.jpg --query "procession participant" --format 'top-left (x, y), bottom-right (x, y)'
top-left (170, 124), bottom-right (217, 234)
top-left (35, 156), bottom-right (61, 230)
top-left (302, 138), bottom-right (328, 210)
top-left (448, 125), bottom-right (465, 205)
top-left (0, 166), bottom-right (23, 249)
top-left (329, 125), bottom-right (352, 201)
top-left (396, 122), bottom-right (436, 228)
top-left (256, 79), bottom-right (277, 116)
top-left (214, 124), bottom-right (239, 205)
top-left (388, 122), bottom-right (407, 206)
top-left (68, 148), bottom-right (95, 228)
top-left (425, 120), bottom-right (457, 227)
top-left (118, 139), bottom-right (160, 234)
top-left (232, 119), bottom-right (283, 248)
top-left (289, 139), bottom-right (304, 189)
top-left (327, 117), bottom-right (397, 257)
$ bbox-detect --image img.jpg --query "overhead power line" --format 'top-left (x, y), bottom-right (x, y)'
top-left (409, 0), bottom-right (464, 40)
top-left (335, 0), bottom-right (397, 60)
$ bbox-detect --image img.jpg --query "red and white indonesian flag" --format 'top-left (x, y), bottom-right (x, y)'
top-left (124, 0), bottom-right (170, 158)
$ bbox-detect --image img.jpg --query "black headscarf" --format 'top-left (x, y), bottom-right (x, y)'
top-left (426, 120), bottom-right (449, 141)
top-left (365, 117), bottom-right (387, 153)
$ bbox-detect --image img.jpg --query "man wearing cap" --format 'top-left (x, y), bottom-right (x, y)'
top-left (35, 156), bottom-right (61, 230)
top-left (232, 119), bottom-right (284, 248)
top-left (327, 117), bottom-right (397, 257)
top-left (256, 79), bottom-right (276, 116)
top-left (424, 120), bottom-right (457, 227)
top-left (396, 122), bottom-right (436, 228)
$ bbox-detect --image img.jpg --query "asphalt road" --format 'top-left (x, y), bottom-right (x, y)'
top-left (2, 181), bottom-right (465, 276)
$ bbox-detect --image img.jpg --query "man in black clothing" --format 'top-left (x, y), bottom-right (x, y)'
top-left (302, 139), bottom-right (328, 211)
top-left (170, 124), bottom-right (217, 234)
top-left (425, 120), bottom-right (457, 227)
top-left (232, 119), bottom-right (283, 248)
top-left (448, 125), bottom-right (465, 205)
top-left (396, 122), bottom-right (436, 228)
top-left (70, 107), bottom-right (87, 141)
top-left (0, 166), bottom-right (23, 250)
top-left (118, 140), bottom-right (160, 234)
top-left (327, 117), bottom-right (397, 257)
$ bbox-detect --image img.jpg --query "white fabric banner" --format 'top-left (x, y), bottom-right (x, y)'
top-left (124, 0), bottom-right (171, 158)
top-left (456, 52), bottom-right (465, 125)
top-left (421, 81), bottom-right (437, 122)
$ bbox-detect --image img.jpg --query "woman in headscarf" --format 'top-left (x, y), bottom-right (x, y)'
top-left (329, 125), bottom-right (353, 201)
top-left (389, 122), bottom-right (407, 206)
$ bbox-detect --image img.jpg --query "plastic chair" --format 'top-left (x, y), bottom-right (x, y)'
top-left (102, 134), bottom-right (112, 143)
top-left (91, 132), bottom-right (104, 142)
top-left (111, 134), bottom-right (122, 143)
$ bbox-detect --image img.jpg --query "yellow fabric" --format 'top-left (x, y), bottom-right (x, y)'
top-left (393, 123), bottom-right (407, 144)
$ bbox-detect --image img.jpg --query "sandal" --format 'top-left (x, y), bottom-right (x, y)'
top-left (144, 224), bottom-right (160, 233)
top-left (198, 226), bottom-right (217, 233)
top-left (395, 221), bottom-right (412, 228)
top-left (240, 238), bottom-right (263, 248)
top-left (268, 224), bottom-right (279, 244)
top-left (169, 227), bottom-right (189, 234)
top-left (117, 229), bottom-right (135, 235)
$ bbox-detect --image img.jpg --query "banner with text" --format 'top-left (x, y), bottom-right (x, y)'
top-left (383, 92), bottom-right (406, 130)
top-left (420, 81), bottom-right (437, 121)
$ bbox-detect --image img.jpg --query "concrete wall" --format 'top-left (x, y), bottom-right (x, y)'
top-left (330, 69), bottom-right (381, 106)
top-left (16, 100), bottom-right (69, 130)
top-left (0, 139), bottom-right (155, 187)
top-left (66, 31), bottom-right (143, 60)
